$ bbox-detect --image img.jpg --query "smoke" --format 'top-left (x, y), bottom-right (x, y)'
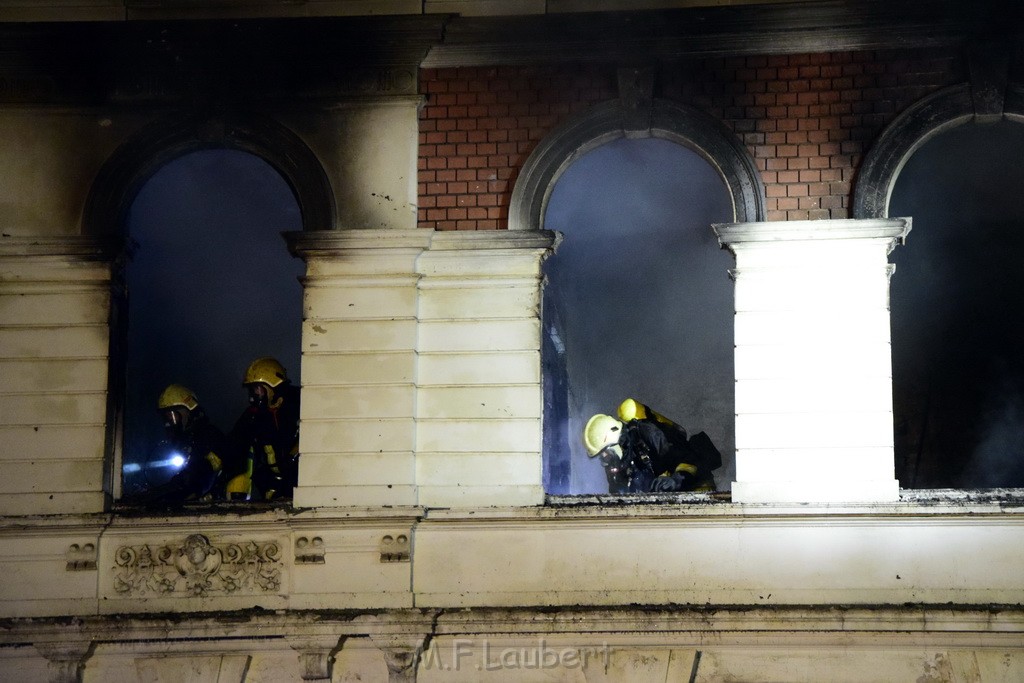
top-left (122, 149), bottom-right (304, 487)
top-left (542, 137), bottom-right (735, 494)
top-left (890, 119), bottom-right (1024, 488)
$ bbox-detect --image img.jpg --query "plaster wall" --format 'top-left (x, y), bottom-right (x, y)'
top-left (0, 109), bottom-right (146, 236)
top-left (278, 100), bottom-right (421, 231)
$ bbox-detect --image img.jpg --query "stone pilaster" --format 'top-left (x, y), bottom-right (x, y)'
top-left (0, 236), bottom-right (116, 515)
top-left (287, 230), bottom-right (431, 508)
top-left (713, 218), bottom-right (910, 503)
top-left (414, 231), bottom-right (555, 507)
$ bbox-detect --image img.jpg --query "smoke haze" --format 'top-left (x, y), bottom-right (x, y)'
top-left (542, 137), bottom-right (735, 494)
top-left (122, 149), bottom-right (304, 489)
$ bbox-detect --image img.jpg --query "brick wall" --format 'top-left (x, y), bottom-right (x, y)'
top-left (418, 48), bottom-right (964, 229)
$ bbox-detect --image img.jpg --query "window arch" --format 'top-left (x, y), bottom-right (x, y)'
top-left (514, 98), bottom-right (759, 495)
top-left (853, 82), bottom-right (1024, 219)
top-left (857, 79), bottom-right (1024, 489)
top-left (84, 110), bottom-right (334, 236)
top-left (509, 97), bottom-right (765, 232)
top-left (87, 111), bottom-right (326, 499)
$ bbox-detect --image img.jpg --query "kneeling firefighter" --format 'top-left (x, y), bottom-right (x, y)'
top-left (584, 398), bottom-right (721, 494)
top-left (128, 384), bottom-right (246, 506)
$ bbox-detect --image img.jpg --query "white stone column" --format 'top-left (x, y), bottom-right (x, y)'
top-left (415, 231), bottom-right (555, 508)
top-left (288, 230), bottom-right (431, 508)
top-left (0, 236), bottom-right (115, 515)
top-left (713, 218), bottom-right (910, 503)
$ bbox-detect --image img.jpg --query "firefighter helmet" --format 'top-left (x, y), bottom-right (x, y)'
top-left (243, 357), bottom-right (287, 387)
top-left (584, 413), bottom-right (624, 456)
top-left (157, 384), bottom-right (199, 412)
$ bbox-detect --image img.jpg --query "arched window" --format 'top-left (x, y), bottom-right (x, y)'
top-left (542, 137), bottom-right (735, 494)
top-left (889, 119), bottom-right (1024, 488)
top-left (119, 150), bottom-right (304, 495)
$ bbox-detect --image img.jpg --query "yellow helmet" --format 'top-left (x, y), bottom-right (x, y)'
top-left (243, 357), bottom-right (287, 387)
top-left (157, 384), bottom-right (199, 412)
top-left (584, 414), bottom-right (623, 456)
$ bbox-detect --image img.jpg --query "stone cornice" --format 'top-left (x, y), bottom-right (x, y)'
top-left (285, 229), bottom-right (433, 258)
top-left (0, 235), bottom-right (119, 260)
top-left (713, 217), bottom-right (912, 248)
top-left (426, 229), bottom-right (557, 251)
top-left (286, 228), bottom-right (557, 259)
top-left (2, 605), bottom-right (1022, 646)
top-left (422, 0), bottom-right (1019, 67)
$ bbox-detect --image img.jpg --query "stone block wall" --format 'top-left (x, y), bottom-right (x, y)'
top-left (0, 238), bottom-right (115, 515)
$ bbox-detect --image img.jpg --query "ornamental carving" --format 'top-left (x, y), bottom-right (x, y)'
top-left (113, 534), bottom-right (281, 597)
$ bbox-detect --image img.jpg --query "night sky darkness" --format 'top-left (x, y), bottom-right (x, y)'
top-left (542, 138), bottom-right (735, 494)
top-left (890, 119), bottom-right (1024, 489)
top-left (122, 150), bottom-right (304, 490)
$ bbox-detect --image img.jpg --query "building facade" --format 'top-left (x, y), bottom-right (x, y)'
top-left (1, 1), bottom-right (1023, 681)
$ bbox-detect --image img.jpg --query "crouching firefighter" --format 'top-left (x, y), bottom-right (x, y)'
top-left (583, 398), bottom-right (721, 494)
top-left (127, 384), bottom-right (246, 506)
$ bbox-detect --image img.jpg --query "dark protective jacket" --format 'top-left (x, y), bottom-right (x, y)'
top-left (132, 413), bottom-right (241, 506)
top-left (231, 383), bottom-right (301, 500)
top-left (608, 419), bottom-right (721, 494)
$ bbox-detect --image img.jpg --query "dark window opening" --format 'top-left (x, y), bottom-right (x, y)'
top-left (890, 119), bottom-right (1024, 489)
top-left (118, 149), bottom-right (304, 498)
top-left (541, 137), bottom-right (735, 495)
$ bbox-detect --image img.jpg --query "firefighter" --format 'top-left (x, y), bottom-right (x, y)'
top-left (127, 384), bottom-right (242, 506)
top-left (583, 398), bottom-right (720, 494)
top-left (231, 357), bottom-right (301, 501)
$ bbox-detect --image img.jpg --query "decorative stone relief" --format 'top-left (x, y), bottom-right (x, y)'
top-left (379, 534), bottom-right (410, 563)
top-left (65, 543), bottom-right (97, 571)
top-left (294, 536), bottom-right (325, 565)
top-left (113, 533), bottom-right (281, 597)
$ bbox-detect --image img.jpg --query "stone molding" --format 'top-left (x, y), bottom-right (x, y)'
top-left (509, 97), bottom-right (765, 233)
top-left (0, 235), bottom-right (119, 260)
top-left (7, 604), bottom-right (1023, 644)
top-left (83, 109), bottom-right (336, 235)
top-left (854, 79), bottom-right (1024, 219)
